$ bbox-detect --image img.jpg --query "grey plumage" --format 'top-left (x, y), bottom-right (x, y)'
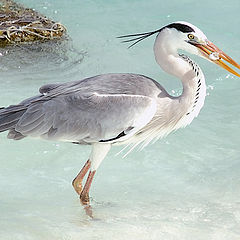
top-left (0, 74), bottom-right (167, 145)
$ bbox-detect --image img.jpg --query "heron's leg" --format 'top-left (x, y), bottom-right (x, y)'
top-left (80, 170), bottom-right (96, 205)
top-left (72, 159), bottom-right (91, 195)
top-left (79, 143), bottom-right (111, 205)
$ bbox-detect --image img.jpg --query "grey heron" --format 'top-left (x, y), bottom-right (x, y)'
top-left (0, 21), bottom-right (239, 206)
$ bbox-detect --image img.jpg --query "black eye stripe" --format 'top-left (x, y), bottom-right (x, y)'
top-left (166, 23), bottom-right (195, 33)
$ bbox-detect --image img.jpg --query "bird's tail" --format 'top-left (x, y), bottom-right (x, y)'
top-left (0, 104), bottom-right (27, 140)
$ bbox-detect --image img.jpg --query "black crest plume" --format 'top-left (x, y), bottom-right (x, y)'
top-left (117, 22), bottom-right (195, 48)
top-left (117, 28), bottom-right (163, 48)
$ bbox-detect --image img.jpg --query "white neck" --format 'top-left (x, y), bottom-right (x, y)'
top-left (154, 31), bottom-right (193, 79)
top-left (154, 31), bottom-right (207, 126)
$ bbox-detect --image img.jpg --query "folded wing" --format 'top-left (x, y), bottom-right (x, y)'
top-left (15, 91), bottom-right (157, 144)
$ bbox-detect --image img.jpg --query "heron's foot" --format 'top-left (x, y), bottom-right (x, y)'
top-left (72, 179), bottom-right (83, 195)
top-left (80, 191), bottom-right (90, 205)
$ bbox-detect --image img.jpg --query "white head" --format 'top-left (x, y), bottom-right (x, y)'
top-left (118, 21), bottom-right (240, 77)
top-left (156, 21), bottom-right (207, 56)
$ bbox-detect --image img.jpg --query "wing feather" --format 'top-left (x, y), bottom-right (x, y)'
top-left (15, 92), bottom-right (157, 143)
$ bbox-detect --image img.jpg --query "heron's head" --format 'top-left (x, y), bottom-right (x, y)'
top-left (118, 21), bottom-right (240, 77)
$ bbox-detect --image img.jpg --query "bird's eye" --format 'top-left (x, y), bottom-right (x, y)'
top-left (188, 34), bottom-right (195, 40)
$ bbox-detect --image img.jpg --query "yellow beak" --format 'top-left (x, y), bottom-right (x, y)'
top-left (196, 41), bottom-right (240, 77)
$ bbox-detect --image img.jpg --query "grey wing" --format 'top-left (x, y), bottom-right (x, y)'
top-left (15, 92), bottom-right (157, 143)
top-left (37, 73), bottom-right (168, 98)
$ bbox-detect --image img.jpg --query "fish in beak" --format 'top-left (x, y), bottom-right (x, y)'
top-left (195, 41), bottom-right (240, 77)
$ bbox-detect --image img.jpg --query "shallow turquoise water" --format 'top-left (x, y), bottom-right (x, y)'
top-left (0, 0), bottom-right (240, 239)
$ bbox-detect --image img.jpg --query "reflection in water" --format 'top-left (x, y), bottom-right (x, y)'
top-left (0, 39), bottom-right (86, 80)
top-left (83, 204), bottom-right (94, 218)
